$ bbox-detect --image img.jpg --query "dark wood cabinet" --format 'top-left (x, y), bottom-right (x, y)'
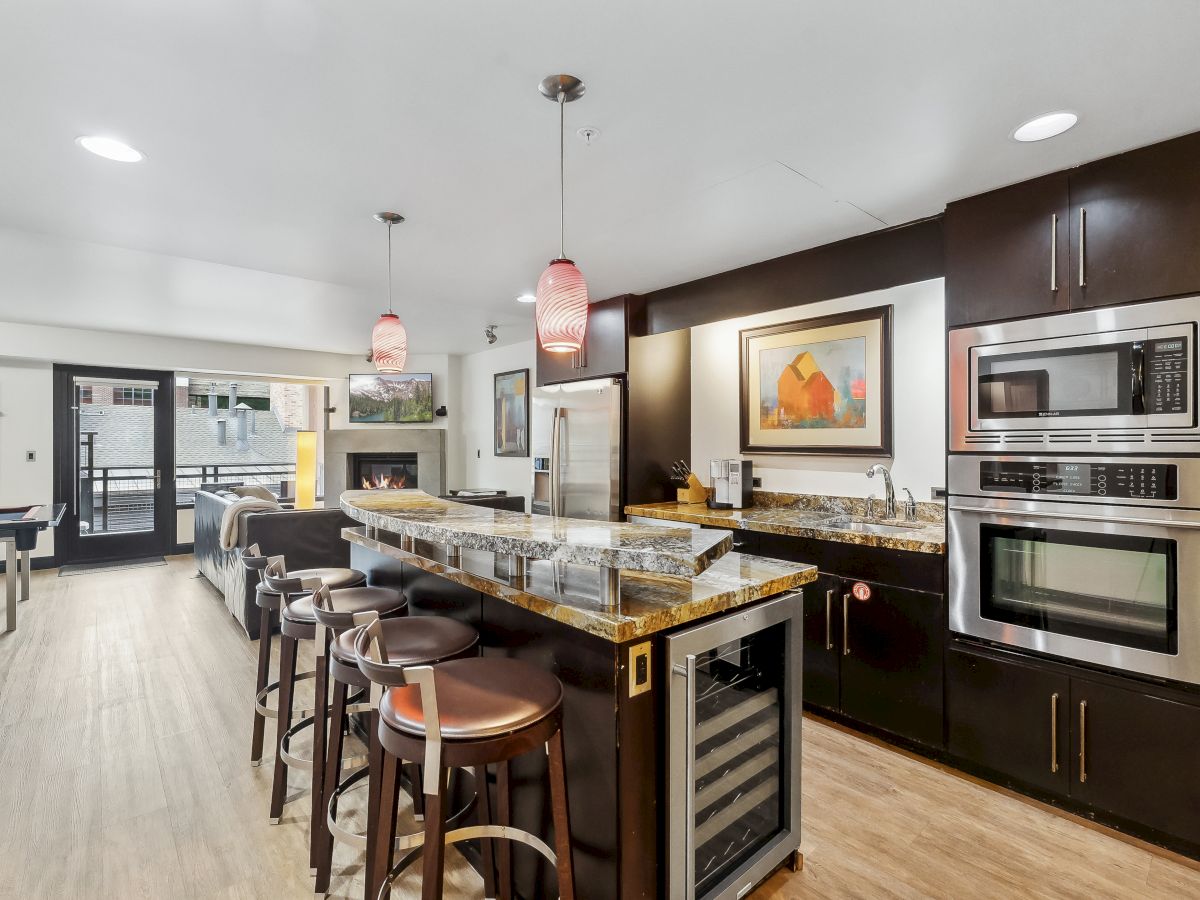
top-left (536, 294), bottom-right (643, 386)
top-left (945, 172), bottom-right (1070, 327)
top-left (839, 580), bottom-right (944, 748)
top-left (801, 573), bottom-right (841, 711)
top-left (946, 643), bottom-right (1071, 795)
top-left (1069, 132), bottom-right (1200, 310)
top-left (947, 130), bottom-right (1200, 327)
top-left (1069, 678), bottom-right (1200, 846)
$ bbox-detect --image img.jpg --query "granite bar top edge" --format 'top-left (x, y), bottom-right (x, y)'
top-left (625, 501), bottom-right (946, 555)
top-left (340, 489), bottom-right (732, 577)
top-left (343, 526), bottom-right (816, 643)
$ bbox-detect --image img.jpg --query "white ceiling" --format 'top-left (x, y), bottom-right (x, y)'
top-left (1, 1), bottom-right (1199, 355)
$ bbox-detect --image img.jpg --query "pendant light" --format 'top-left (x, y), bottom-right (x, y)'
top-left (535, 74), bottom-right (589, 354)
top-left (371, 212), bottom-right (408, 373)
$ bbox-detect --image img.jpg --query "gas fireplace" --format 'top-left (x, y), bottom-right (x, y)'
top-left (350, 452), bottom-right (419, 490)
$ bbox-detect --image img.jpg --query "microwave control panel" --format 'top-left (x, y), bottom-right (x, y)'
top-left (1145, 337), bottom-right (1189, 415)
top-left (980, 461), bottom-right (1178, 500)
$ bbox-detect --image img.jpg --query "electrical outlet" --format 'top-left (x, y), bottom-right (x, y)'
top-left (751, 476), bottom-right (762, 488)
top-left (628, 641), bottom-right (652, 697)
top-left (25, 451), bottom-right (36, 462)
top-left (930, 487), bottom-right (947, 500)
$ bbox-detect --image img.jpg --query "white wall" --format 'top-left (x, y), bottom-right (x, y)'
top-left (0, 360), bottom-right (55, 559)
top-left (456, 339), bottom-right (537, 506)
top-left (691, 279), bottom-right (945, 500)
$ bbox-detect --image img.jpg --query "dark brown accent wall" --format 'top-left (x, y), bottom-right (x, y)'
top-left (640, 216), bottom-right (945, 335)
top-left (625, 328), bottom-right (691, 506)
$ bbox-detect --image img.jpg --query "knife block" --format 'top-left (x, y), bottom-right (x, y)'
top-left (677, 473), bottom-right (707, 504)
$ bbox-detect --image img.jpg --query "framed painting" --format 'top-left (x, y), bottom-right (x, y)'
top-left (494, 368), bottom-right (529, 457)
top-left (739, 305), bottom-right (892, 456)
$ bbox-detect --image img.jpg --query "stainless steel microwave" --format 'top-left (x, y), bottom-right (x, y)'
top-left (949, 296), bottom-right (1200, 454)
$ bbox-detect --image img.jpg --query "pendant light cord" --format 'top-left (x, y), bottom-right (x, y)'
top-left (558, 90), bottom-right (566, 259)
top-left (386, 221), bottom-right (394, 315)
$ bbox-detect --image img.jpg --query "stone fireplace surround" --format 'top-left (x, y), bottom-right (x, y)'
top-left (323, 428), bottom-right (445, 508)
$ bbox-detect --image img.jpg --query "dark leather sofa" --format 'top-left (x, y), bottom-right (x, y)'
top-left (194, 490), bottom-right (355, 639)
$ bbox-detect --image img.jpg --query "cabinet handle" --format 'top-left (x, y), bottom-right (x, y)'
top-left (842, 592), bottom-right (850, 656)
top-left (1050, 692), bottom-right (1059, 774)
top-left (1050, 213), bottom-right (1058, 292)
top-left (825, 589), bottom-right (833, 651)
top-left (1078, 207), bottom-right (1087, 288)
top-left (1079, 700), bottom-right (1088, 783)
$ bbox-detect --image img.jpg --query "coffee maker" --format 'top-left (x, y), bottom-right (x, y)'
top-left (707, 458), bottom-right (753, 509)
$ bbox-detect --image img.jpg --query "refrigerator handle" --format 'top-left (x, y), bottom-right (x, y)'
top-left (550, 407), bottom-right (563, 516)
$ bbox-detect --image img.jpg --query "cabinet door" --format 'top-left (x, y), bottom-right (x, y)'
top-left (574, 296), bottom-right (628, 380)
top-left (535, 341), bottom-right (578, 387)
top-left (1070, 132), bottom-right (1200, 309)
top-left (1070, 678), bottom-right (1200, 846)
top-left (945, 172), bottom-right (1070, 327)
top-left (801, 573), bottom-right (841, 711)
top-left (840, 581), bottom-right (944, 747)
top-left (946, 643), bottom-right (1070, 796)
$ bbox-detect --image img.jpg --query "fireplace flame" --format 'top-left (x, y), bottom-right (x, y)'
top-left (361, 473), bottom-right (408, 490)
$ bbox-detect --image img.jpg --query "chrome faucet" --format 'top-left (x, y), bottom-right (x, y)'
top-left (901, 488), bottom-right (917, 522)
top-left (866, 464), bottom-right (895, 519)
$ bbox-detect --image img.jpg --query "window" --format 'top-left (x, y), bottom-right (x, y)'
top-left (114, 387), bottom-right (154, 406)
top-left (78, 386), bottom-right (93, 404)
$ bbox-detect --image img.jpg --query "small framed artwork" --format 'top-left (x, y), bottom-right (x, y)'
top-left (494, 368), bottom-right (529, 457)
top-left (739, 305), bottom-right (892, 456)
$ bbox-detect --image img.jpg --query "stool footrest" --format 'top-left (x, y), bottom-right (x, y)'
top-left (383, 824), bottom-right (557, 894)
top-left (254, 670), bottom-right (317, 719)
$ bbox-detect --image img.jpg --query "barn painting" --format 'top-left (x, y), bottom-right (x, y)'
top-left (757, 337), bottom-right (867, 429)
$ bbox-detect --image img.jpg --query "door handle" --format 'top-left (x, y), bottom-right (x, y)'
top-left (155, 469), bottom-right (162, 490)
top-left (1078, 700), bottom-right (1088, 783)
top-left (1050, 692), bottom-right (1059, 774)
top-left (1078, 207), bottom-right (1087, 288)
top-left (825, 589), bottom-right (833, 651)
top-left (842, 592), bottom-right (851, 656)
top-left (1050, 213), bottom-right (1058, 292)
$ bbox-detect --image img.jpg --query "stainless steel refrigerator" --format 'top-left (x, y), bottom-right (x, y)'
top-left (531, 377), bottom-right (623, 520)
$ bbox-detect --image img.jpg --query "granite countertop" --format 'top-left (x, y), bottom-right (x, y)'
top-left (340, 489), bottom-right (731, 577)
top-left (345, 527), bottom-right (816, 643)
top-left (625, 492), bottom-right (946, 555)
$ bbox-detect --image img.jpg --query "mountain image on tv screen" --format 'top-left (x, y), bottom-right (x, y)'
top-left (349, 374), bottom-right (434, 423)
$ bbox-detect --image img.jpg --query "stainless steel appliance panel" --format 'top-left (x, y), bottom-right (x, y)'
top-left (949, 495), bottom-right (1200, 684)
top-left (666, 593), bottom-right (803, 900)
top-left (949, 295), bottom-right (1200, 454)
top-left (530, 378), bottom-right (622, 521)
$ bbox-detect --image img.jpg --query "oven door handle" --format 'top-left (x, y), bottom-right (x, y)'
top-left (949, 503), bottom-right (1200, 530)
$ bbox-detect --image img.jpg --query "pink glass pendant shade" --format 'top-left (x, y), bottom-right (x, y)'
top-left (372, 312), bottom-right (408, 373)
top-left (535, 258), bottom-right (588, 353)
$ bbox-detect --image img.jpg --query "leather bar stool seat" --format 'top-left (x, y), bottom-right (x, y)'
top-left (258, 567), bottom-right (364, 599)
top-left (331, 617), bottom-right (477, 668)
top-left (284, 585), bottom-right (407, 625)
top-left (380, 657), bottom-right (563, 740)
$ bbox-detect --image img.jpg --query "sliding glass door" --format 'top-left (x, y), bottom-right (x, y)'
top-left (53, 365), bottom-right (175, 564)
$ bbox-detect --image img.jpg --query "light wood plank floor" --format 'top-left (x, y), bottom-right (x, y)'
top-left (1, 556), bottom-right (1197, 899)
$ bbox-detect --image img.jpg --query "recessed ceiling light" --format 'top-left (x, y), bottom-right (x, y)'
top-left (1012, 112), bottom-right (1078, 143)
top-left (516, 293), bottom-right (536, 303)
top-left (76, 135), bottom-right (144, 162)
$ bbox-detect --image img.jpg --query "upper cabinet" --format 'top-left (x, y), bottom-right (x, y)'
top-left (945, 172), bottom-right (1071, 327)
top-left (536, 294), bottom-right (644, 386)
top-left (1070, 132), bottom-right (1200, 310)
top-left (947, 131), bottom-right (1200, 328)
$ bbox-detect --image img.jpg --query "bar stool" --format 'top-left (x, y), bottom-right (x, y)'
top-left (310, 590), bottom-right (480, 896)
top-left (260, 563), bottom-right (408, 833)
top-left (356, 614), bottom-right (576, 900)
top-left (242, 545), bottom-right (368, 769)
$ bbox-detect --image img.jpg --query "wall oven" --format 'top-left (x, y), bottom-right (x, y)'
top-left (949, 296), bottom-right (1199, 454)
top-left (948, 455), bottom-right (1200, 685)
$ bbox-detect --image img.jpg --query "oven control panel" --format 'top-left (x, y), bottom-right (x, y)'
top-left (1145, 337), bottom-right (1190, 415)
top-left (980, 461), bottom-right (1178, 500)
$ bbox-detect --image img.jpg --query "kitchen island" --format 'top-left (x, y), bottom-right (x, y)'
top-left (340, 490), bottom-right (816, 900)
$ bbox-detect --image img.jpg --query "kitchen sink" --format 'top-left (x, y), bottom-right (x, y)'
top-left (822, 517), bottom-right (914, 535)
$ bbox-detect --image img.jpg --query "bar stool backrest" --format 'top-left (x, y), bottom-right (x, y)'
top-left (262, 559), bottom-right (317, 605)
top-left (311, 583), bottom-right (356, 631)
top-left (353, 611), bottom-right (443, 793)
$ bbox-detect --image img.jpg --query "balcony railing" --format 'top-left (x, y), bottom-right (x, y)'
top-left (78, 463), bottom-right (296, 535)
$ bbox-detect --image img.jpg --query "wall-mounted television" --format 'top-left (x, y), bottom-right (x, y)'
top-left (348, 373), bottom-right (434, 423)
